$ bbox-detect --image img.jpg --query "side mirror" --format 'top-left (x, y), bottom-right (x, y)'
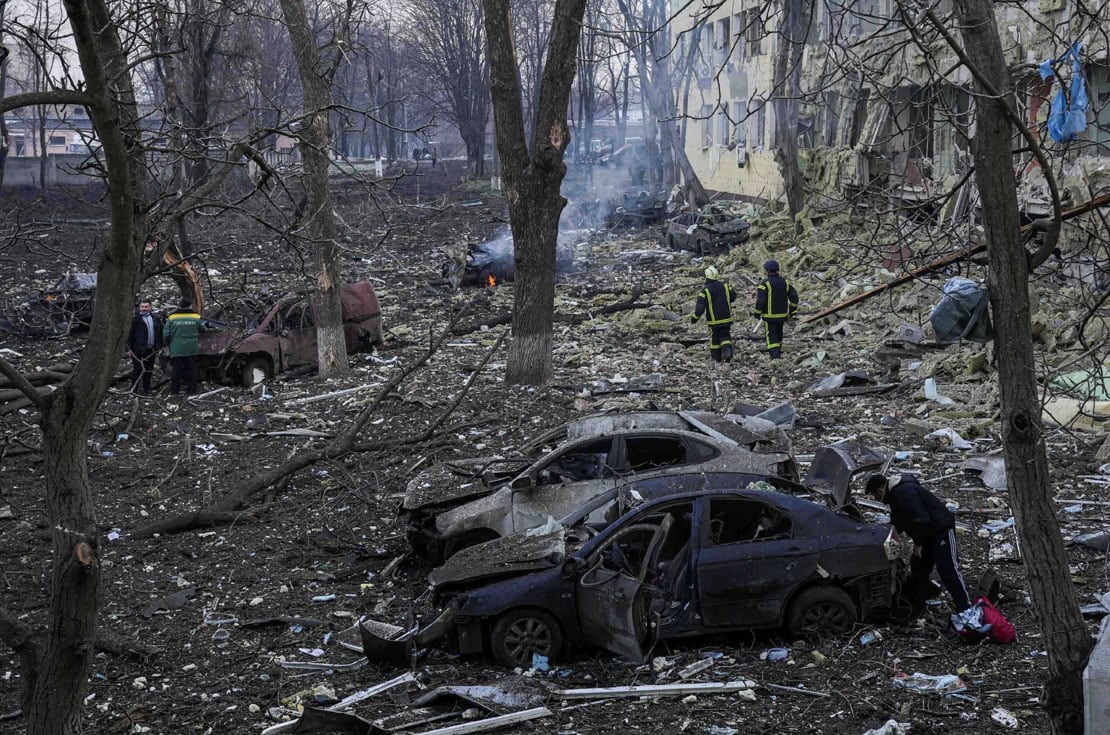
top-left (509, 475), bottom-right (534, 492)
top-left (561, 557), bottom-right (582, 579)
top-left (280, 328), bottom-right (289, 337)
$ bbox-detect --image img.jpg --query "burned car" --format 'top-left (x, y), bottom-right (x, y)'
top-left (197, 279), bottom-right (383, 386)
top-left (664, 208), bottom-right (751, 254)
top-left (428, 487), bottom-right (900, 667)
top-left (403, 410), bottom-right (797, 560)
top-left (605, 189), bottom-right (666, 227)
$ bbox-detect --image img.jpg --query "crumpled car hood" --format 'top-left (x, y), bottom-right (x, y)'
top-left (701, 219), bottom-right (749, 235)
top-left (403, 457), bottom-right (508, 511)
top-left (429, 519), bottom-right (567, 590)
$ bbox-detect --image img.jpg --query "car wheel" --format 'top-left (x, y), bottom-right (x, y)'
top-left (443, 529), bottom-right (500, 560)
top-left (240, 355), bottom-right (273, 387)
top-left (490, 608), bottom-right (564, 669)
top-left (786, 585), bottom-right (858, 638)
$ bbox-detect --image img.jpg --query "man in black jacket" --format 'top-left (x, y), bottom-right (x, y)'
top-left (866, 473), bottom-right (970, 612)
top-left (128, 299), bottom-right (163, 394)
top-left (691, 265), bottom-right (736, 367)
top-left (752, 260), bottom-right (799, 359)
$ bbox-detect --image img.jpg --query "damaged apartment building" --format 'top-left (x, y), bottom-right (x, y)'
top-left (671, 0), bottom-right (1110, 221)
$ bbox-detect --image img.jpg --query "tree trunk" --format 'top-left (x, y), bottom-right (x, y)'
top-left (279, 0), bottom-right (349, 379)
top-left (954, 1), bottom-right (1092, 731)
top-left (0, 1), bottom-right (150, 731)
top-left (772, 0), bottom-right (809, 221)
top-left (483, 0), bottom-right (587, 385)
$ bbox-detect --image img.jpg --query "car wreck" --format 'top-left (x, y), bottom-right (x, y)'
top-left (403, 410), bottom-right (798, 561)
top-left (664, 208), bottom-right (751, 254)
top-left (370, 481), bottom-right (903, 669)
top-left (604, 189), bottom-right (667, 227)
top-left (196, 279), bottom-right (383, 386)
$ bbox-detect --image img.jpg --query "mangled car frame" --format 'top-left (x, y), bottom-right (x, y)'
top-left (197, 279), bottom-right (383, 386)
top-left (379, 477), bottom-right (903, 669)
top-left (402, 410), bottom-right (798, 561)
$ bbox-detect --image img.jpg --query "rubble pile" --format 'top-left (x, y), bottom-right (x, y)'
top-left (1, 170), bottom-right (1109, 733)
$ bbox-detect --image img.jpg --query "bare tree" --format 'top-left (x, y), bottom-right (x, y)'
top-left (0, 0), bottom-right (149, 731)
top-left (482, 0), bottom-right (587, 384)
top-left (278, 0), bottom-right (353, 378)
top-left (614, 0), bottom-right (709, 204)
top-left (945, 4), bottom-right (1092, 730)
top-left (406, 0), bottom-right (491, 174)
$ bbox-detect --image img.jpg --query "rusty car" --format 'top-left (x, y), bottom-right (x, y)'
top-left (425, 486), bottom-right (901, 668)
top-left (664, 208), bottom-right (751, 254)
top-left (197, 279), bottom-right (383, 386)
top-left (403, 410), bottom-right (798, 561)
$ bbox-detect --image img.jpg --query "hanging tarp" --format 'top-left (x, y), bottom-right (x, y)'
top-left (1042, 42), bottom-right (1089, 143)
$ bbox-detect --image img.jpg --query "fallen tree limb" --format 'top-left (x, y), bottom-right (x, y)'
top-left (452, 290), bottom-right (649, 335)
top-left (803, 191), bottom-right (1110, 325)
top-left (129, 302), bottom-right (499, 538)
top-left (128, 509), bottom-right (261, 539)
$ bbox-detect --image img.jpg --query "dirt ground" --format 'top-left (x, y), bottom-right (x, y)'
top-left (1, 163), bottom-right (1108, 734)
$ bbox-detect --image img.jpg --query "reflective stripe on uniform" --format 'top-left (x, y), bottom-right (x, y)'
top-left (763, 320), bottom-right (780, 349)
top-left (703, 284), bottom-right (733, 325)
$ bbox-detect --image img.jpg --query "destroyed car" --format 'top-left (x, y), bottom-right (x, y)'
top-left (196, 279), bottom-right (383, 386)
top-left (605, 189), bottom-right (666, 227)
top-left (36, 272), bottom-right (98, 333)
top-left (664, 209), bottom-right (751, 254)
top-left (429, 488), bottom-right (901, 667)
top-left (403, 410), bottom-right (797, 560)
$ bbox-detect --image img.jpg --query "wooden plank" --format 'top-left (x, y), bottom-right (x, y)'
top-left (553, 680), bottom-right (757, 700)
top-left (413, 707), bottom-right (553, 735)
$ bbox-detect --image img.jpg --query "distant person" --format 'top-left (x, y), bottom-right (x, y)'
top-left (691, 265), bottom-right (736, 369)
top-left (865, 472), bottom-right (971, 613)
top-left (752, 260), bottom-right (799, 359)
top-left (163, 298), bottom-right (208, 395)
top-left (127, 299), bottom-right (163, 395)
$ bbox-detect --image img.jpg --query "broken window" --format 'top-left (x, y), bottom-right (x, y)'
top-left (706, 497), bottom-right (791, 545)
top-left (1091, 64), bottom-right (1110, 153)
top-left (700, 103), bottom-right (713, 148)
top-left (749, 97), bottom-right (766, 148)
top-left (623, 436), bottom-right (692, 472)
top-left (538, 439), bottom-right (614, 485)
top-left (740, 9), bottom-right (764, 57)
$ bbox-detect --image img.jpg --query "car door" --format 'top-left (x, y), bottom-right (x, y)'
top-left (694, 495), bottom-right (820, 627)
top-left (675, 214), bottom-right (695, 248)
top-left (282, 301), bottom-right (317, 371)
top-left (510, 437), bottom-right (619, 533)
top-left (576, 512), bottom-right (675, 663)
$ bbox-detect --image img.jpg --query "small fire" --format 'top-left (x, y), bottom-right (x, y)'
top-left (487, 274), bottom-right (497, 287)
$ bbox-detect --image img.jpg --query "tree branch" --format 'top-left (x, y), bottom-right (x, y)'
top-left (0, 605), bottom-right (40, 709)
top-left (0, 356), bottom-right (49, 413)
top-left (0, 89), bottom-right (93, 115)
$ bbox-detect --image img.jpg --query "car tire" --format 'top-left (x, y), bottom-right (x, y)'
top-left (443, 529), bottom-right (500, 560)
top-left (490, 608), bottom-right (564, 669)
top-left (786, 585), bottom-right (858, 638)
top-left (240, 355), bottom-right (273, 387)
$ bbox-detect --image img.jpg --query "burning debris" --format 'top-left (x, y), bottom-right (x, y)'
top-left (441, 227), bottom-right (578, 289)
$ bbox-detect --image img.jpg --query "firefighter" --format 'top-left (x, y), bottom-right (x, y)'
top-left (752, 259), bottom-right (799, 359)
top-left (691, 265), bottom-right (736, 367)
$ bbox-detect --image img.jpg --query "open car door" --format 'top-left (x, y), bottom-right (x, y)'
top-left (575, 514), bottom-right (673, 663)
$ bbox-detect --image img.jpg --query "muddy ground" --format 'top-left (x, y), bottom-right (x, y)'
top-left (1, 163), bottom-right (1108, 734)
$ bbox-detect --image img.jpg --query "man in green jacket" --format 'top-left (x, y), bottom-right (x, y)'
top-left (163, 299), bottom-right (208, 395)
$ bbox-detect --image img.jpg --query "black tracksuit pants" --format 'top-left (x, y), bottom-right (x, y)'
top-left (911, 528), bottom-right (970, 611)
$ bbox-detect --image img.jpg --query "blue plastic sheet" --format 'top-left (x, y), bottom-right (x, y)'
top-left (1045, 43), bottom-right (1089, 143)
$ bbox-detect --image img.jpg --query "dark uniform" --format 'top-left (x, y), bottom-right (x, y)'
top-left (867, 473), bottom-right (970, 612)
top-left (692, 273), bottom-right (736, 363)
top-left (753, 261), bottom-right (799, 359)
